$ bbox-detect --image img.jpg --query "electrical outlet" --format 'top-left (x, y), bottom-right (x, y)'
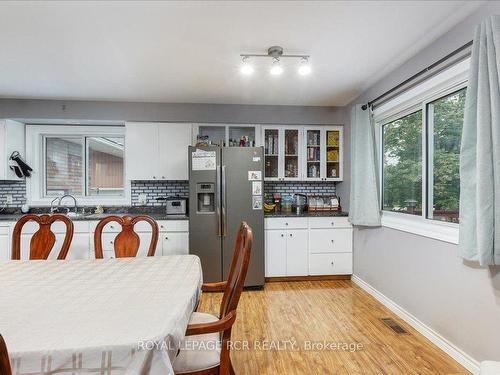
top-left (138, 194), bottom-right (147, 205)
top-left (5, 195), bottom-right (13, 204)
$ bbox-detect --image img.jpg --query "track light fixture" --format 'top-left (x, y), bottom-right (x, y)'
top-left (239, 46), bottom-right (310, 76)
top-left (240, 56), bottom-right (254, 75)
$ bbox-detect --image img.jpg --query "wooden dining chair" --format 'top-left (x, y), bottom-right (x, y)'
top-left (0, 335), bottom-right (12, 375)
top-left (11, 214), bottom-right (74, 260)
top-left (173, 222), bottom-right (253, 375)
top-left (94, 215), bottom-right (159, 258)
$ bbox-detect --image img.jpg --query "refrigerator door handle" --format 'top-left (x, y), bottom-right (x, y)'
top-left (216, 165), bottom-right (222, 237)
top-left (222, 165), bottom-right (228, 237)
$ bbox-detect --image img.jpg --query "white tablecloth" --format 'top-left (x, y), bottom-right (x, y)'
top-left (0, 255), bottom-right (202, 375)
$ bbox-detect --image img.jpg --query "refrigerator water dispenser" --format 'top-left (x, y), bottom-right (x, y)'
top-left (197, 183), bottom-right (215, 213)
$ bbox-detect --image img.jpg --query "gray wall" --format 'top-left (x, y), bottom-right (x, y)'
top-left (0, 99), bottom-right (346, 125)
top-left (348, 2), bottom-right (500, 364)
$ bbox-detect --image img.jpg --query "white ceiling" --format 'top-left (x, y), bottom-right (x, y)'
top-left (0, 1), bottom-right (485, 106)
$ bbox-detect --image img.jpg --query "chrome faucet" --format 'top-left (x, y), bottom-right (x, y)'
top-left (50, 194), bottom-right (78, 215)
top-left (59, 194), bottom-right (78, 215)
top-left (50, 197), bottom-right (60, 214)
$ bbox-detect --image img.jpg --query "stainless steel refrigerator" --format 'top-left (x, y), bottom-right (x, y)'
top-left (188, 146), bottom-right (265, 288)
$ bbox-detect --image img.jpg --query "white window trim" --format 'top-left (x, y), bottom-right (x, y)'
top-left (26, 125), bottom-right (130, 206)
top-left (373, 58), bottom-right (470, 244)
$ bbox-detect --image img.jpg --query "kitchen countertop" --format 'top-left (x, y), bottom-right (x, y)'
top-left (0, 212), bottom-right (189, 222)
top-left (264, 211), bottom-right (348, 218)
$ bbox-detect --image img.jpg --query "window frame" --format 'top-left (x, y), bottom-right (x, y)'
top-left (26, 125), bottom-right (130, 206)
top-left (373, 58), bottom-right (470, 244)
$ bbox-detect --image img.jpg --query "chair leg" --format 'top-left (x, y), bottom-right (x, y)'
top-left (229, 359), bottom-right (235, 375)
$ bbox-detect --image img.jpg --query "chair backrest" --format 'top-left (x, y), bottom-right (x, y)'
top-left (94, 215), bottom-right (159, 258)
top-left (0, 335), bottom-right (12, 375)
top-left (11, 214), bottom-right (74, 260)
top-left (219, 221), bottom-right (253, 319)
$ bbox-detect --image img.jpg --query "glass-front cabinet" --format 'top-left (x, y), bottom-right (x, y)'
top-left (193, 124), bottom-right (260, 147)
top-left (263, 126), bottom-right (302, 181)
top-left (303, 126), bottom-right (343, 181)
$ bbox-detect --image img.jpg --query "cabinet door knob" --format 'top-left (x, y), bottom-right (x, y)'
top-left (162, 176), bottom-right (165, 179)
top-left (110, 225), bottom-right (114, 229)
top-left (285, 222), bottom-right (288, 226)
top-left (289, 233), bottom-right (292, 237)
top-left (153, 176), bottom-right (156, 179)
top-left (110, 241), bottom-right (113, 244)
top-left (331, 222), bottom-right (334, 226)
top-left (165, 237), bottom-right (169, 240)
top-left (331, 239), bottom-right (334, 243)
top-left (331, 261), bottom-right (334, 266)
top-left (281, 234), bottom-right (284, 237)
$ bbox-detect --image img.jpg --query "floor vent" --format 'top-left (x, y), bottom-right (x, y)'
top-left (380, 318), bottom-right (409, 334)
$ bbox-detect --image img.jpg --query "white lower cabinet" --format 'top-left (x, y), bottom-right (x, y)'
top-left (0, 225), bottom-right (10, 260)
top-left (2, 219), bottom-right (189, 260)
top-left (265, 216), bottom-right (353, 277)
top-left (286, 229), bottom-right (308, 276)
top-left (265, 230), bottom-right (287, 277)
top-left (162, 232), bottom-right (189, 256)
top-left (264, 218), bottom-right (308, 277)
top-left (309, 253), bottom-right (352, 275)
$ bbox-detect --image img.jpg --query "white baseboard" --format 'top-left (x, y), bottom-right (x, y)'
top-left (351, 275), bottom-right (480, 375)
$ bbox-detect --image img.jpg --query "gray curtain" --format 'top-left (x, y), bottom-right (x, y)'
top-left (459, 15), bottom-right (500, 266)
top-left (349, 104), bottom-right (381, 226)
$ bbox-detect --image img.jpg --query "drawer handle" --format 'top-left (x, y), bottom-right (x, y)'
top-left (331, 239), bottom-right (334, 243)
top-left (331, 222), bottom-right (334, 226)
top-left (281, 234), bottom-right (284, 237)
top-left (110, 241), bottom-right (113, 244)
top-left (285, 222), bottom-right (288, 226)
top-left (331, 261), bottom-right (334, 266)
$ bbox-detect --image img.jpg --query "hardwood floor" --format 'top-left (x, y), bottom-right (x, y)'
top-left (197, 280), bottom-right (469, 375)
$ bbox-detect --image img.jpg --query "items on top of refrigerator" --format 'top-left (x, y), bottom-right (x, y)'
top-left (229, 136), bottom-right (255, 147)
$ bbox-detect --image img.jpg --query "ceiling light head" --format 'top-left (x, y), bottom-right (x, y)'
top-left (270, 58), bottom-right (283, 76)
top-left (240, 56), bottom-right (254, 75)
top-left (298, 57), bottom-right (311, 76)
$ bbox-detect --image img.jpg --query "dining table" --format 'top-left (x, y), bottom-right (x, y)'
top-left (0, 255), bottom-right (203, 375)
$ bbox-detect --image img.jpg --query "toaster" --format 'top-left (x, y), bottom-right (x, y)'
top-left (165, 197), bottom-right (188, 215)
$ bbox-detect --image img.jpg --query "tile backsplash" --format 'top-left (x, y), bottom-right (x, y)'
top-left (131, 180), bottom-right (189, 206)
top-left (0, 179), bottom-right (337, 208)
top-left (264, 181), bottom-right (336, 196)
top-left (0, 180), bottom-right (26, 208)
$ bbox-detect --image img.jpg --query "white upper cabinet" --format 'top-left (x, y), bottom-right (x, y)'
top-left (263, 125), bottom-right (343, 181)
top-left (303, 126), bottom-right (343, 182)
top-left (0, 120), bottom-right (26, 180)
top-left (158, 123), bottom-right (192, 180)
top-left (126, 122), bottom-right (192, 181)
top-left (125, 122), bottom-right (158, 180)
top-left (263, 126), bottom-right (303, 181)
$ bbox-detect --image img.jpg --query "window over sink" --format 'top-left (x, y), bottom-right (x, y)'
top-left (26, 125), bottom-right (128, 205)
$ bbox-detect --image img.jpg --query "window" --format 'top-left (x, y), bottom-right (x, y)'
top-left (382, 111), bottom-right (422, 215)
top-left (373, 58), bottom-right (469, 243)
top-left (427, 88), bottom-right (466, 223)
top-left (44, 135), bottom-right (124, 197)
